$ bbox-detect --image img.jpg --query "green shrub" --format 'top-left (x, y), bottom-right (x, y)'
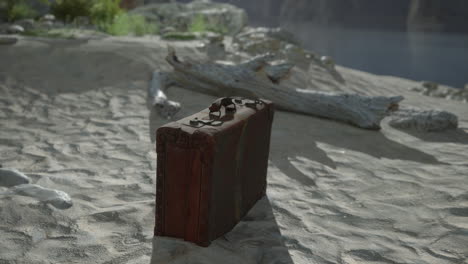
top-left (188, 14), bottom-right (206, 33)
top-left (90, 0), bottom-right (122, 25)
top-left (188, 14), bottom-right (228, 35)
top-left (22, 28), bottom-right (75, 38)
top-left (102, 13), bottom-right (158, 36)
top-left (50, 0), bottom-right (92, 22)
top-left (162, 31), bottom-right (198, 41)
top-left (0, 0), bottom-right (37, 21)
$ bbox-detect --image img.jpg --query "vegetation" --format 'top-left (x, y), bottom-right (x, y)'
top-left (1, 0), bottom-right (231, 38)
top-left (0, 0), bottom-right (40, 21)
top-left (22, 28), bottom-right (76, 38)
top-left (102, 13), bottom-right (158, 36)
top-left (188, 14), bottom-right (228, 35)
top-left (89, 0), bottom-right (122, 25)
top-left (50, 0), bottom-right (92, 22)
top-left (50, 0), bottom-right (157, 36)
top-left (162, 31), bottom-right (198, 41)
top-left (188, 14), bottom-right (206, 33)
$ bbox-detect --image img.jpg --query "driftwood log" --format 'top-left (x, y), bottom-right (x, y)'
top-left (148, 48), bottom-right (404, 130)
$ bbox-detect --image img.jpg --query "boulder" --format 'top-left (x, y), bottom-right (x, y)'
top-left (320, 56), bottom-right (335, 70)
top-left (234, 26), bottom-right (299, 46)
top-left (205, 36), bottom-right (225, 60)
top-left (15, 19), bottom-right (35, 30)
top-left (40, 14), bottom-right (55, 22)
top-left (231, 26), bottom-right (314, 69)
top-left (411, 81), bottom-right (468, 103)
top-left (131, 0), bottom-right (248, 35)
top-left (6, 25), bottom-right (24, 34)
top-left (389, 107), bottom-right (458, 132)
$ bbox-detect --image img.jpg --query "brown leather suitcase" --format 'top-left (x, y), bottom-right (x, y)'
top-left (155, 97), bottom-right (274, 247)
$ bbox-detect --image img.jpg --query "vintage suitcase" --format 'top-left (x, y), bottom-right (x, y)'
top-left (155, 97), bottom-right (274, 247)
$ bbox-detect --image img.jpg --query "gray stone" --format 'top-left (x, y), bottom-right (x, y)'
top-left (234, 26), bottom-right (299, 45)
top-left (38, 20), bottom-right (54, 29)
top-left (160, 26), bottom-right (176, 35)
top-left (389, 107), bottom-right (458, 132)
top-left (3, 184), bottom-right (73, 210)
top-left (6, 25), bottom-right (24, 34)
top-left (421, 81), bottom-right (438, 91)
top-left (320, 56), bottom-right (335, 69)
top-left (232, 27), bottom-right (312, 68)
top-left (0, 168), bottom-right (31, 187)
top-left (410, 81), bottom-right (468, 103)
top-left (206, 37), bottom-right (225, 61)
top-left (41, 14), bottom-right (55, 22)
top-left (281, 43), bottom-right (311, 69)
top-left (131, 0), bottom-right (248, 35)
top-left (16, 19), bottom-right (35, 30)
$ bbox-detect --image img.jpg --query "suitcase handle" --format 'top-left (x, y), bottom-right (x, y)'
top-left (209, 97), bottom-right (237, 115)
top-left (187, 98), bottom-right (263, 127)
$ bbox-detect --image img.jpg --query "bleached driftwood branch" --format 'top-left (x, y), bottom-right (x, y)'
top-left (147, 71), bottom-right (181, 119)
top-left (148, 48), bottom-right (404, 130)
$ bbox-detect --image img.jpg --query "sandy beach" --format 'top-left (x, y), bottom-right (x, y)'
top-left (1, 35), bottom-right (467, 264)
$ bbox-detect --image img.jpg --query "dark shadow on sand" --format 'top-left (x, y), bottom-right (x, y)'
top-left (395, 128), bottom-right (468, 145)
top-left (150, 196), bottom-right (295, 264)
top-left (269, 111), bottom-right (447, 181)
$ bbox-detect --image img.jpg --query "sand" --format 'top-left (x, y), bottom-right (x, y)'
top-left (0, 35), bottom-right (467, 264)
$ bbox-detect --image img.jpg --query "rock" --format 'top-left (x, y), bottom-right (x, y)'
top-left (206, 36), bottom-right (225, 60)
top-left (422, 81), bottom-right (438, 90)
top-left (240, 37), bottom-right (282, 55)
top-left (231, 26), bottom-right (313, 69)
top-left (320, 56), bottom-right (335, 69)
top-left (0, 168), bottom-right (31, 187)
top-left (388, 107), bottom-right (458, 132)
top-left (410, 82), bottom-right (468, 103)
top-left (41, 14), bottom-right (55, 22)
top-left (234, 26), bottom-right (299, 46)
top-left (131, 0), bottom-right (248, 35)
top-left (6, 25), bottom-right (25, 34)
top-left (1, 184), bottom-right (73, 210)
top-left (0, 36), bottom-right (18, 45)
top-left (38, 20), bottom-right (54, 29)
top-left (281, 43), bottom-right (311, 69)
top-left (264, 61), bottom-right (294, 83)
top-left (160, 26), bottom-right (176, 35)
top-left (16, 19), bottom-right (35, 30)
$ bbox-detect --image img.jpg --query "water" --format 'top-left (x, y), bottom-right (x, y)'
top-left (280, 22), bottom-right (468, 88)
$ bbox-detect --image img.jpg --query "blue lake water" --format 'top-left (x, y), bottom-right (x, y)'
top-left (281, 23), bottom-right (468, 88)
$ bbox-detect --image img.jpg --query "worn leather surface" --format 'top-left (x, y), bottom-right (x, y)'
top-left (156, 98), bottom-right (274, 246)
